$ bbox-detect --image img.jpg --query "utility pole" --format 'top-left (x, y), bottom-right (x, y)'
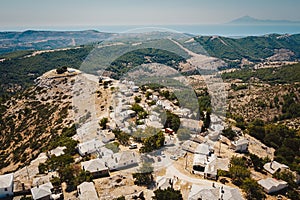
top-left (219, 140), bottom-right (221, 157)
top-left (185, 153), bottom-right (188, 170)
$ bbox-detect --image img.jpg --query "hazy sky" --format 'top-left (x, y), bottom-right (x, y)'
top-left (1, 0), bottom-right (300, 29)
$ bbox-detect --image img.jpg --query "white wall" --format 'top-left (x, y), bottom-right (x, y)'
top-left (0, 183), bottom-right (14, 198)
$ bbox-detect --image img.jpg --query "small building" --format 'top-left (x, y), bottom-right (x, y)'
top-left (263, 161), bottom-right (289, 174)
top-left (182, 140), bottom-right (199, 153)
top-left (81, 158), bottom-right (109, 178)
top-left (77, 139), bottom-right (104, 156)
top-left (103, 151), bottom-right (138, 171)
top-left (188, 184), bottom-right (243, 200)
top-left (131, 86), bottom-right (139, 92)
top-left (145, 120), bottom-right (164, 129)
top-left (0, 173), bottom-right (14, 199)
top-left (77, 182), bottom-right (98, 200)
top-left (165, 128), bottom-right (174, 135)
top-left (180, 118), bottom-right (202, 133)
top-left (195, 143), bottom-right (213, 155)
top-left (182, 140), bottom-right (213, 154)
top-left (258, 178), bottom-right (288, 194)
top-left (193, 154), bottom-right (210, 172)
top-left (231, 138), bottom-right (249, 153)
top-left (49, 146), bottom-right (66, 157)
top-left (204, 156), bottom-right (230, 180)
top-left (207, 130), bottom-right (220, 141)
top-left (97, 147), bottom-right (114, 158)
top-left (31, 182), bottom-right (53, 200)
top-left (156, 176), bottom-right (173, 190)
top-left (119, 110), bottom-right (136, 122)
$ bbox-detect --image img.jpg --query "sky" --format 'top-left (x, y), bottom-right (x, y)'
top-left (1, 0), bottom-right (300, 29)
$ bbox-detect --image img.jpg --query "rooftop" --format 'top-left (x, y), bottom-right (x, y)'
top-left (263, 161), bottom-right (289, 174)
top-left (49, 146), bottom-right (66, 157)
top-left (188, 184), bottom-right (243, 200)
top-left (77, 138), bottom-right (104, 155)
top-left (0, 173), bottom-right (13, 188)
top-left (77, 182), bottom-right (98, 200)
top-left (31, 182), bottom-right (53, 200)
top-left (258, 178), bottom-right (288, 192)
top-left (81, 158), bottom-right (108, 173)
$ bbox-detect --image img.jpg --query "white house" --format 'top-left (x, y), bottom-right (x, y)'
top-left (49, 146), bottom-right (66, 157)
top-left (263, 161), bottom-right (289, 174)
top-left (258, 178), bottom-right (288, 194)
top-left (31, 182), bottom-right (53, 200)
top-left (180, 118), bottom-right (202, 133)
top-left (231, 138), bottom-right (249, 153)
top-left (131, 86), bottom-right (139, 92)
top-left (103, 151), bottom-right (138, 171)
top-left (156, 176), bottom-right (173, 190)
top-left (81, 158), bottom-right (109, 178)
top-left (182, 140), bottom-right (213, 154)
top-left (77, 138), bottom-right (104, 156)
top-left (188, 184), bottom-right (243, 200)
top-left (97, 146), bottom-right (114, 158)
top-left (193, 154), bottom-right (211, 172)
top-left (204, 156), bottom-right (230, 180)
top-left (77, 182), bottom-right (98, 200)
top-left (0, 173), bottom-right (14, 199)
top-left (195, 143), bottom-right (213, 155)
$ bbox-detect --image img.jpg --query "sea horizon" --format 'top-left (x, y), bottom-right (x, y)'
top-left (1, 24), bottom-right (300, 37)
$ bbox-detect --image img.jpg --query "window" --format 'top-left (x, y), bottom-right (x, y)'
top-left (4, 188), bottom-right (8, 191)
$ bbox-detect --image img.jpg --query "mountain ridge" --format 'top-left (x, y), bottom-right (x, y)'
top-left (228, 15), bottom-right (300, 25)
top-left (0, 30), bottom-right (114, 55)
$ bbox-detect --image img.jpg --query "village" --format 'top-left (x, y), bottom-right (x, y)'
top-left (0, 68), bottom-right (299, 200)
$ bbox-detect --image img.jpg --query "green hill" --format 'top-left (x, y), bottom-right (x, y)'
top-left (195, 34), bottom-right (300, 66)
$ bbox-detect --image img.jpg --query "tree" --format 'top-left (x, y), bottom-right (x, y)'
top-left (134, 96), bottom-right (142, 103)
top-left (247, 119), bottom-right (265, 141)
top-left (140, 130), bottom-right (165, 153)
top-left (273, 170), bottom-right (297, 188)
top-left (241, 178), bottom-right (265, 200)
top-left (229, 156), bottom-right (251, 186)
top-left (153, 187), bottom-right (183, 200)
top-left (113, 129), bottom-right (130, 145)
top-left (38, 163), bottom-right (47, 174)
top-left (203, 110), bottom-right (211, 129)
top-left (162, 111), bottom-right (180, 132)
top-left (56, 66), bottom-right (68, 74)
top-left (105, 142), bottom-right (120, 153)
top-left (100, 117), bottom-right (108, 129)
top-left (249, 153), bottom-right (267, 172)
top-left (177, 128), bottom-right (191, 141)
top-left (222, 127), bottom-right (236, 141)
top-left (133, 172), bottom-right (153, 187)
top-left (133, 161), bottom-right (154, 187)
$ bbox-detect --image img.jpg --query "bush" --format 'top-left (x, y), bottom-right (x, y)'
top-left (105, 142), bottom-right (120, 153)
top-left (153, 187), bottom-right (183, 200)
top-left (113, 129), bottom-right (130, 145)
top-left (140, 131), bottom-right (165, 153)
top-left (222, 127), bottom-right (236, 140)
top-left (100, 117), bottom-right (108, 129)
top-left (161, 111), bottom-right (180, 132)
top-left (133, 172), bottom-right (153, 187)
top-left (176, 128), bottom-right (191, 141)
top-left (56, 66), bottom-right (68, 74)
top-left (241, 178), bottom-right (265, 200)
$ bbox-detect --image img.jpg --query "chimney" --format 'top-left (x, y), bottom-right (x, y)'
top-left (270, 161), bottom-right (273, 170)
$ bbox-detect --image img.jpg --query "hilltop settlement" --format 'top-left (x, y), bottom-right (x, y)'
top-left (0, 64), bottom-right (299, 200)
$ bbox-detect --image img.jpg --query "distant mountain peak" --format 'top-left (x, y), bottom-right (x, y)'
top-left (228, 16), bottom-right (300, 25)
